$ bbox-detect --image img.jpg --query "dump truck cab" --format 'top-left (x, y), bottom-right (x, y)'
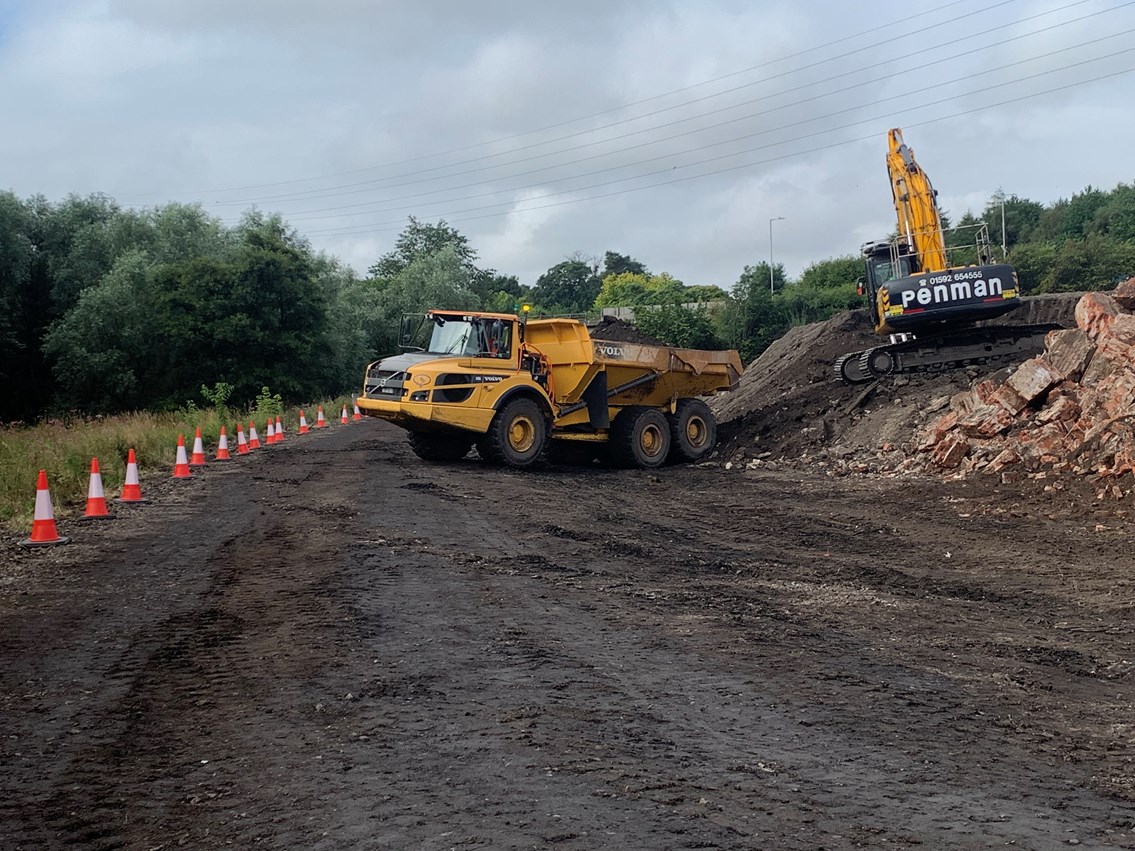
top-left (358, 308), bottom-right (742, 469)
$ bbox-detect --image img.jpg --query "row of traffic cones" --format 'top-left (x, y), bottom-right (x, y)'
top-left (19, 448), bottom-right (147, 547)
top-left (19, 402), bottom-right (366, 547)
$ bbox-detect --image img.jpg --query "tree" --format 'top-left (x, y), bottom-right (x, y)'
top-left (601, 251), bottom-right (649, 279)
top-left (635, 303), bottom-right (723, 349)
top-left (1007, 242), bottom-right (1058, 294)
top-left (720, 265), bottom-right (778, 362)
top-left (593, 272), bottom-right (686, 308)
top-left (982, 194), bottom-right (1044, 249)
top-left (1089, 183), bottom-right (1135, 242)
top-left (368, 217), bottom-right (477, 280)
top-left (1036, 235), bottom-right (1135, 293)
top-left (532, 258), bottom-right (601, 313)
top-left (378, 246), bottom-right (481, 320)
top-left (42, 251), bottom-right (160, 412)
top-left (796, 256), bottom-right (861, 290)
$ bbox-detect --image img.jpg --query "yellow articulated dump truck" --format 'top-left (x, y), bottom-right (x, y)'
top-left (357, 308), bottom-right (743, 469)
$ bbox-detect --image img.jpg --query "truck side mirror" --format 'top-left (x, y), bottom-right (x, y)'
top-left (399, 313), bottom-right (428, 350)
top-left (399, 315), bottom-right (415, 346)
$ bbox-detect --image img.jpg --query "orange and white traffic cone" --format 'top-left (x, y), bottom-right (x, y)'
top-left (189, 427), bottom-right (207, 466)
top-left (236, 424), bottom-right (250, 455)
top-left (80, 457), bottom-right (114, 520)
top-left (173, 435), bottom-right (192, 478)
top-left (298, 410), bottom-right (310, 434)
top-left (315, 406), bottom-right (327, 428)
top-left (19, 470), bottom-right (70, 547)
top-left (248, 420), bottom-right (261, 450)
top-left (266, 420), bottom-right (276, 445)
top-left (275, 415), bottom-right (285, 443)
top-left (215, 426), bottom-right (232, 461)
top-left (352, 400), bottom-right (362, 421)
top-left (340, 405), bottom-right (349, 424)
top-left (117, 448), bottom-right (148, 503)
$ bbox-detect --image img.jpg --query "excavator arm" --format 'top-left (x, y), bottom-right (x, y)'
top-left (886, 128), bottom-right (947, 274)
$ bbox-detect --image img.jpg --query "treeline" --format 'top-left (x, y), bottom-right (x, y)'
top-left (953, 184), bottom-right (1135, 293)
top-left (2, 181), bottom-right (1133, 421)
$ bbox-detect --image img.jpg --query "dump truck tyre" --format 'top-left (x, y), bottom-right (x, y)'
top-left (668, 399), bottom-right (716, 463)
top-left (408, 431), bottom-right (473, 462)
top-left (483, 397), bottom-right (548, 467)
top-left (611, 406), bottom-right (671, 469)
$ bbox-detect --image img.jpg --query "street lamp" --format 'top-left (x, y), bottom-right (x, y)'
top-left (995, 188), bottom-right (1007, 257)
top-left (769, 216), bottom-right (785, 293)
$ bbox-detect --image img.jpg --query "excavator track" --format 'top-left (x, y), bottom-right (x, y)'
top-left (835, 323), bottom-right (1063, 385)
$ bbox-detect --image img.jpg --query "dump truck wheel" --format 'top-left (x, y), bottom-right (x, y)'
top-left (408, 431), bottom-right (473, 462)
top-left (611, 406), bottom-right (671, 469)
top-left (668, 399), bottom-right (716, 463)
top-left (482, 397), bottom-right (548, 467)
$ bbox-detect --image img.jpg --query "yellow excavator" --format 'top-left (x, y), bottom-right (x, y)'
top-left (836, 128), bottom-right (1058, 383)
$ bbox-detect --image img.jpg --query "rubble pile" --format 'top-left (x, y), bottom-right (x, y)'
top-left (917, 279), bottom-right (1135, 482)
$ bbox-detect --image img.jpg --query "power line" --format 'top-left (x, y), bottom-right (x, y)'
top-left (200, 0), bottom-right (1111, 211)
top-left (301, 62), bottom-right (1135, 239)
top-left (127, 0), bottom-right (1021, 201)
top-left (257, 22), bottom-right (1134, 225)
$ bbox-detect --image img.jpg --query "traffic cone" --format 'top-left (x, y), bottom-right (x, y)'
top-left (172, 435), bottom-right (192, 478)
top-left (352, 400), bottom-right (362, 421)
top-left (19, 470), bottom-right (70, 547)
top-left (80, 457), bottom-right (114, 520)
top-left (340, 405), bottom-right (349, 424)
top-left (266, 420), bottom-right (276, 445)
top-left (189, 427), bottom-right (207, 466)
top-left (117, 448), bottom-right (148, 503)
top-left (275, 415), bottom-right (285, 443)
top-left (215, 426), bottom-right (232, 461)
top-left (248, 420), bottom-right (261, 450)
top-left (315, 406), bottom-right (327, 428)
top-left (298, 410), bottom-right (310, 434)
top-left (236, 424), bottom-right (250, 455)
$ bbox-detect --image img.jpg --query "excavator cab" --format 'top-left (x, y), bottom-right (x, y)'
top-left (861, 241), bottom-right (917, 331)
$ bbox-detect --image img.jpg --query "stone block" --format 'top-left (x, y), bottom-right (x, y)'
top-left (985, 448), bottom-right (1021, 473)
top-left (919, 409), bottom-right (959, 450)
top-left (1107, 313), bottom-right (1135, 346)
top-left (1112, 276), bottom-right (1135, 311)
top-left (992, 383), bottom-right (1028, 415)
top-left (958, 403), bottom-right (1015, 438)
top-left (932, 436), bottom-right (970, 469)
top-left (1044, 328), bottom-right (1094, 383)
top-left (950, 389), bottom-right (980, 417)
top-left (1018, 423), bottom-right (1069, 460)
top-left (1076, 292), bottom-right (1122, 340)
top-left (1005, 357), bottom-right (1061, 406)
top-left (1036, 395), bottom-right (1081, 426)
top-left (1080, 343), bottom-right (1119, 386)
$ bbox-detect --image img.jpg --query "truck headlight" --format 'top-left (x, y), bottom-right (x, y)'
top-left (409, 390), bottom-right (428, 402)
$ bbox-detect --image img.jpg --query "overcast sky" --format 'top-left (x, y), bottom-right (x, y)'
top-left (3, 0), bottom-right (1134, 288)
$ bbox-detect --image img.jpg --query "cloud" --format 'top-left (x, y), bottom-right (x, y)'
top-left (2, 0), bottom-right (1133, 288)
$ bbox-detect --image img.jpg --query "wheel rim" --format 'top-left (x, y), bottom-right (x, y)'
top-left (685, 416), bottom-right (708, 448)
top-left (508, 416), bottom-right (536, 453)
top-left (641, 423), bottom-right (665, 458)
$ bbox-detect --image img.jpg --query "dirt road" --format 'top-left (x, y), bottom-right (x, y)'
top-left (2, 421), bottom-right (1133, 849)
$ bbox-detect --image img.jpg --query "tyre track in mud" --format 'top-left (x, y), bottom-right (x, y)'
top-left (1, 421), bottom-right (1133, 849)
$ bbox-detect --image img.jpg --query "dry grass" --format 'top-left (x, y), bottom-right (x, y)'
top-left (1, 398), bottom-right (353, 532)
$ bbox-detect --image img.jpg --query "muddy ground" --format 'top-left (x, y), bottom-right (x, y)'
top-left (1, 414), bottom-right (1133, 850)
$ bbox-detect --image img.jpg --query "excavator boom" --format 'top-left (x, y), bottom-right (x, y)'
top-left (887, 129), bottom-right (947, 273)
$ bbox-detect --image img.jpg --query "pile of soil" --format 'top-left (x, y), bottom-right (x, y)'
top-left (588, 315), bottom-right (666, 345)
top-left (711, 294), bottom-right (1083, 476)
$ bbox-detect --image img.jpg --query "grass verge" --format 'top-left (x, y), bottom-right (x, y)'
top-left (1, 397), bottom-right (354, 533)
